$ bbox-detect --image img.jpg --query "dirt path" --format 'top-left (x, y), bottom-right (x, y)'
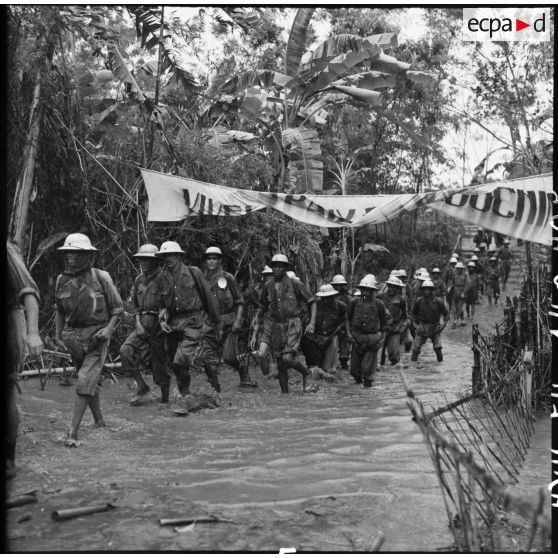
top-left (6, 259), bottom-right (547, 552)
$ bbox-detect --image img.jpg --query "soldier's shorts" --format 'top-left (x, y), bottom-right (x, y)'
top-left (261, 316), bottom-right (303, 359)
top-left (62, 325), bottom-right (105, 396)
top-left (166, 315), bottom-right (219, 368)
top-left (412, 323), bottom-right (442, 352)
top-left (120, 329), bottom-right (169, 386)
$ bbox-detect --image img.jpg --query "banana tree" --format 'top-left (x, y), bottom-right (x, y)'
top-left (202, 7), bottom-right (437, 193)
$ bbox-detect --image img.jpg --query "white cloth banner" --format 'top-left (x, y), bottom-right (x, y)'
top-left (141, 169), bottom-right (553, 245)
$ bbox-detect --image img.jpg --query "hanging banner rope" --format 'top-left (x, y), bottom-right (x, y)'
top-left (141, 169), bottom-right (552, 246)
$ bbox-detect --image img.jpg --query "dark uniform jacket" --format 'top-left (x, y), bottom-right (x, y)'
top-left (204, 268), bottom-right (244, 326)
top-left (260, 275), bottom-right (316, 323)
top-left (379, 292), bottom-right (407, 332)
top-left (55, 268), bottom-right (123, 328)
top-left (156, 264), bottom-right (221, 325)
top-left (433, 278), bottom-right (446, 299)
top-left (346, 297), bottom-right (388, 335)
top-left (412, 296), bottom-right (448, 325)
top-left (315, 299), bottom-right (346, 336)
top-left (129, 268), bottom-right (162, 332)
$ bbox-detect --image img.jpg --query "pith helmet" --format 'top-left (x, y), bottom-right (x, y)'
top-left (286, 270), bottom-right (300, 280)
top-left (432, 267), bottom-right (441, 274)
top-left (490, 256), bottom-right (498, 261)
top-left (386, 276), bottom-right (404, 288)
top-left (449, 257), bottom-right (457, 264)
top-left (451, 253), bottom-right (459, 259)
top-left (398, 269), bottom-right (408, 278)
top-left (467, 261), bottom-right (476, 267)
top-left (422, 279), bottom-right (435, 289)
top-left (473, 247), bottom-right (480, 253)
top-left (358, 274), bottom-right (378, 290)
top-left (471, 255), bottom-right (479, 261)
top-left (316, 284), bottom-right (338, 297)
top-left (503, 239), bottom-right (510, 244)
top-left (261, 265), bottom-right (272, 275)
top-left (157, 241), bottom-right (185, 255)
top-left (133, 244), bottom-right (159, 258)
top-left (455, 261), bottom-right (465, 269)
top-left (204, 246), bottom-right (222, 257)
top-left (353, 289), bottom-right (361, 296)
top-left (331, 274), bottom-right (348, 285)
top-left (479, 242), bottom-right (487, 248)
top-left (271, 254), bottom-right (289, 265)
top-left (58, 233), bottom-right (97, 251)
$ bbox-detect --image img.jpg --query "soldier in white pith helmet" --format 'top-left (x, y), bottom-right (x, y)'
top-left (55, 233), bottom-right (123, 446)
top-left (257, 254), bottom-right (317, 394)
top-left (345, 275), bottom-right (389, 388)
top-left (155, 241), bottom-right (222, 413)
top-left (331, 274), bottom-right (351, 370)
top-left (120, 244), bottom-right (170, 406)
top-left (202, 246), bottom-right (257, 389)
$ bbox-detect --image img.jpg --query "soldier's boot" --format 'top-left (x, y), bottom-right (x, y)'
top-left (434, 348), bottom-right (443, 362)
top-left (159, 383), bottom-right (170, 403)
top-left (173, 365), bottom-right (191, 397)
top-left (363, 379), bottom-right (373, 388)
top-left (411, 350), bottom-right (420, 362)
top-left (339, 358), bottom-right (348, 370)
top-left (380, 352), bottom-right (386, 366)
top-left (204, 363), bottom-right (221, 393)
top-left (277, 364), bottom-right (289, 394)
top-left (404, 342), bottom-right (413, 353)
top-left (259, 354), bottom-right (270, 376)
top-left (238, 365), bottom-right (257, 388)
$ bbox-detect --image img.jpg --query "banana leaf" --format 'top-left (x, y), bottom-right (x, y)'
top-left (282, 127), bottom-right (323, 193)
top-left (107, 43), bottom-right (146, 102)
top-left (285, 8), bottom-right (315, 76)
top-left (369, 52), bottom-right (410, 74)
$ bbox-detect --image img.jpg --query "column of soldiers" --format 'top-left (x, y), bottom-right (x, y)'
top-left (6, 230), bottom-right (515, 467)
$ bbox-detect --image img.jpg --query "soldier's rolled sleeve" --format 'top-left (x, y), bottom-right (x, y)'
top-left (227, 274), bottom-right (244, 306)
top-left (7, 242), bottom-right (41, 305)
top-left (292, 280), bottom-right (316, 306)
top-left (128, 277), bottom-right (141, 316)
top-left (191, 266), bottom-right (221, 323)
top-left (100, 271), bottom-right (124, 315)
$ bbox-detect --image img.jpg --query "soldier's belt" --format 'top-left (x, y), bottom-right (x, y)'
top-left (140, 310), bottom-right (159, 316)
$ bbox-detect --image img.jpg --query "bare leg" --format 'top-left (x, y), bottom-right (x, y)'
top-left (65, 394), bottom-right (90, 446)
top-left (88, 393), bottom-right (106, 427)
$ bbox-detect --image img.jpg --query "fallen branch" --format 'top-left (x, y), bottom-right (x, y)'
top-left (159, 515), bottom-right (237, 527)
top-left (20, 362), bottom-right (122, 378)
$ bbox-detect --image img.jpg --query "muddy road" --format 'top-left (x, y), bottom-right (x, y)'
top-left (7, 288), bottom-right (523, 552)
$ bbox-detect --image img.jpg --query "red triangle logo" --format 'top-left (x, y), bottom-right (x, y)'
top-left (516, 19), bottom-right (530, 31)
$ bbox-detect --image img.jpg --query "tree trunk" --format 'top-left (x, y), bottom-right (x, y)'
top-left (9, 13), bottom-right (57, 249)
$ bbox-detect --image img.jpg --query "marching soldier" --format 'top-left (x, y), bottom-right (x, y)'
top-left (331, 274), bottom-right (351, 370)
top-left (54, 233), bottom-right (123, 447)
top-left (155, 241), bottom-right (222, 410)
top-left (431, 268), bottom-right (446, 301)
top-left (498, 239), bottom-right (513, 290)
top-left (345, 274), bottom-right (388, 388)
top-left (6, 241), bottom-right (44, 477)
top-left (452, 262), bottom-right (469, 328)
top-left (486, 256), bottom-right (501, 306)
top-left (465, 261), bottom-right (480, 320)
top-left (302, 284), bottom-right (346, 378)
top-left (411, 279), bottom-right (449, 363)
top-left (258, 254), bottom-right (317, 394)
top-left (202, 246), bottom-right (256, 388)
top-left (379, 275), bottom-right (408, 365)
top-left (396, 269), bottom-right (413, 351)
top-left (250, 265), bottom-right (273, 377)
top-left (120, 244), bottom-right (170, 405)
